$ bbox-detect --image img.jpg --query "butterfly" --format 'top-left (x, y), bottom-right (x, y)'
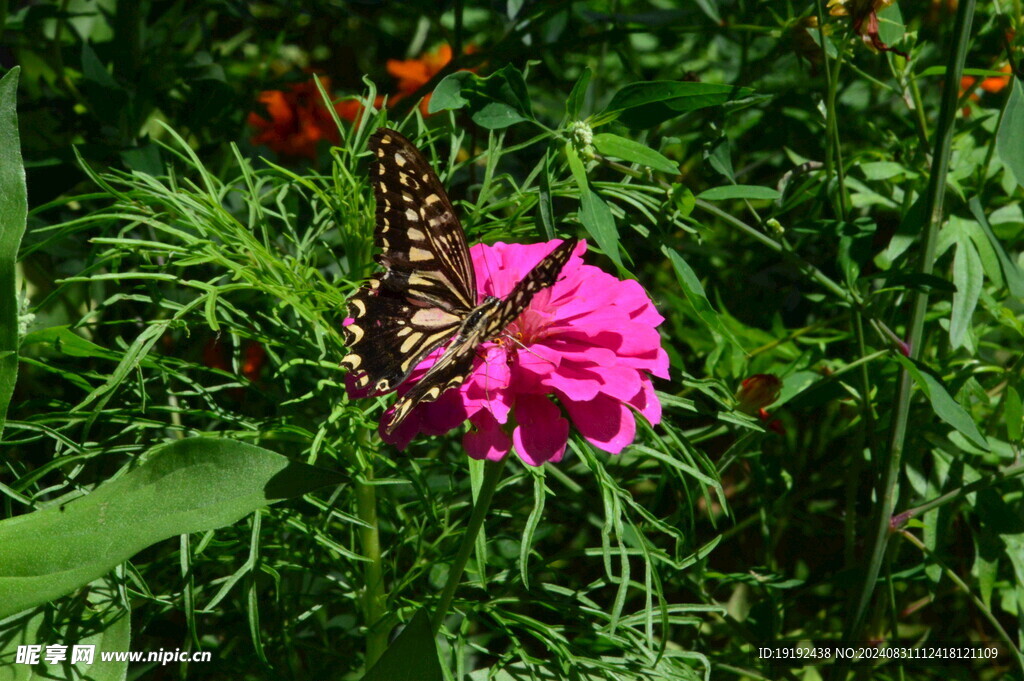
top-left (342, 128), bottom-right (578, 434)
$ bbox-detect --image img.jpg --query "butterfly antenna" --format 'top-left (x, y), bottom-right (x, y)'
top-left (500, 333), bottom-right (557, 367)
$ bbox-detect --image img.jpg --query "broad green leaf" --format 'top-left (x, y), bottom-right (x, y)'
top-left (876, 2), bottom-right (904, 50)
top-left (428, 65), bottom-right (532, 129)
top-left (566, 67), bottom-right (592, 120)
top-left (968, 197), bottom-right (1024, 298)
top-left (663, 246), bottom-right (744, 353)
top-left (360, 610), bottom-right (442, 681)
top-left (893, 355), bottom-right (989, 451)
top-left (579, 189), bottom-right (622, 269)
top-left (595, 81), bottom-right (754, 128)
top-left (0, 609), bottom-right (45, 681)
top-left (428, 72), bottom-right (471, 112)
top-left (0, 585), bottom-right (131, 679)
top-left (878, 194), bottom-right (927, 267)
top-left (592, 133), bottom-right (678, 174)
top-left (696, 185), bottom-right (780, 201)
top-left (0, 68), bottom-right (26, 440)
top-left (1006, 386), bottom-right (1022, 443)
top-left (472, 102), bottom-right (528, 129)
top-left (0, 437), bottom-right (344, 618)
top-left (860, 161), bottom-right (916, 181)
top-left (996, 77), bottom-right (1024, 189)
top-left (565, 143), bottom-right (621, 268)
top-left (949, 237), bottom-right (983, 350)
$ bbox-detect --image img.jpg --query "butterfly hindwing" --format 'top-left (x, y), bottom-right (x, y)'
top-left (343, 290), bottom-right (463, 392)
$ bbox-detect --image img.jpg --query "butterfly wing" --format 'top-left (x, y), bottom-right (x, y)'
top-left (384, 239), bottom-right (579, 433)
top-left (342, 128), bottom-right (477, 393)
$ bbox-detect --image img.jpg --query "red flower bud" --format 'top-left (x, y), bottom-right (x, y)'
top-left (735, 374), bottom-right (782, 414)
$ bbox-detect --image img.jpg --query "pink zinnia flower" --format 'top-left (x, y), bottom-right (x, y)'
top-left (371, 239), bottom-right (668, 466)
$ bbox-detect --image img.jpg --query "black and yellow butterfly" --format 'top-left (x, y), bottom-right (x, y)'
top-left (342, 128), bottom-right (578, 433)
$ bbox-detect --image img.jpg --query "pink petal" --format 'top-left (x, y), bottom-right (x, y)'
top-left (561, 392), bottom-right (636, 454)
top-left (628, 376), bottom-right (662, 426)
top-left (465, 411), bottom-right (512, 461)
top-left (512, 395), bottom-right (569, 466)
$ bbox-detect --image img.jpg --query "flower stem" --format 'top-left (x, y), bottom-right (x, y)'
top-left (355, 430), bottom-right (388, 669)
top-left (431, 458), bottom-right (505, 634)
top-left (891, 460), bottom-right (1024, 530)
top-left (898, 530), bottom-right (1024, 671)
top-left (842, 0), bottom-right (977, 650)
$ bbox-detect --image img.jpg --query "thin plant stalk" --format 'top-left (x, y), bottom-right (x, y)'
top-left (898, 530), bottom-right (1024, 672)
top-left (842, 0), bottom-right (978, 649)
top-left (355, 430), bottom-right (388, 669)
top-left (431, 458), bottom-right (505, 634)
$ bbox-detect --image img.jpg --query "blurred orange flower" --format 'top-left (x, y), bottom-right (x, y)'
top-left (959, 64), bottom-right (1014, 117)
top-left (386, 43), bottom-right (475, 114)
top-left (248, 77), bottom-right (345, 159)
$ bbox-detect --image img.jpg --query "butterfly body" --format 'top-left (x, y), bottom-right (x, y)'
top-left (342, 128), bottom-right (578, 434)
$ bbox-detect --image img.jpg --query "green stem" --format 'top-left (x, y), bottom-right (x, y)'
top-left (431, 458), bottom-right (505, 634)
top-left (842, 0), bottom-right (977, 649)
top-left (898, 530), bottom-right (1024, 671)
top-left (355, 431), bottom-right (387, 669)
top-left (892, 460), bottom-right (1024, 529)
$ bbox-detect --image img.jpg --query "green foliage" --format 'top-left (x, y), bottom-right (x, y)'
top-left (3, 1), bottom-right (1024, 680)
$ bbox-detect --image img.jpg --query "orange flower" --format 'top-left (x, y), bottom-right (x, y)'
top-left (980, 63), bottom-right (1013, 93)
top-left (959, 64), bottom-right (1013, 117)
top-left (386, 43), bottom-right (475, 115)
top-left (248, 78), bottom-right (342, 159)
top-left (735, 374), bottom-right (782, 414)
top-left (827, 0), bottom-right (906, 57)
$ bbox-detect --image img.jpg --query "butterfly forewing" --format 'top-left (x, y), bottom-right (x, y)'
top-left (483, 238), bottom-right (579, 338)
top-left (369, 129), bottom-right (476, 311)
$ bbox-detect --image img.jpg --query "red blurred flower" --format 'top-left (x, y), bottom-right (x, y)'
top-left (241, 342), bottom-right (267, 383)
top-left (386, 43), bottom-right (475, 115)
top-left (248, 77), bottom-right (344, 159)
top-left (735, 374), bottom-right (782, 414)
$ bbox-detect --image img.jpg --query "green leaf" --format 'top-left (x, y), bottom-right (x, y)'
top-left (565, 143), bottom-right (621, 268)
top-left (949, 237), bottom-right (983, 350)
top-left (579, 189), bottom-right (622, 269)
top-left (663, 246), bottom-right (744, 353)
top-left (1006, 386), bottom-right (1022, 443)
top-left (472, 102), bottom-right (528, 130)
top-left (428, 65), bottom-right (533, 128)
top-left (996, 77), bottom-right (1024, 188)
top-left (893, 355), bottom-right (990, 451)
top-left (0, 437), bottom-right (345, 618)
top-left (595, 80), bottom-right (754, 129)
top-left (696, 184), bottom-right (780, 201)
top-left (566, 67), bottom-right (592, 120)
top-left (0, 68), bottom-right (26, 440)
top-left (968, 196), bottom-right (1024, 298)
top-left (428, 72), bottom-right (471, 112)
top-left (360, 610), bottom-right (442, 681)
top-left (591, 133), bottom-right (678, 174)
